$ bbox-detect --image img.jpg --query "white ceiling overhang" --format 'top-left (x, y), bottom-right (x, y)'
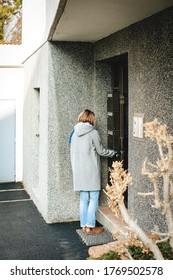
top-left (49, 0), bottom-right (173, 42)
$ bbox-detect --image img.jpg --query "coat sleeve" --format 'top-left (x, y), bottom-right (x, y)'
top-left (91, 130), bottom-right (116, 158)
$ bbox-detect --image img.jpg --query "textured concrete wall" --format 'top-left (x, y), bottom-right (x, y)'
top-left (94, 7), bottom-right (173, 231)
top-left (23, 41), bottom-right (111, 223)
top-left (23, 43), bottom-right (49, 221)
top-left (46, 42), bottom-right (116, 222)
top-left (46, 42), bottom-right (95, 222)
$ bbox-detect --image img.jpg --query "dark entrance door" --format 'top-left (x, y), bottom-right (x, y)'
top-left (107, 53), bottom-right (128, 203)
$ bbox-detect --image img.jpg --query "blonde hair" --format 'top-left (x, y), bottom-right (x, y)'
top-left (78, 109), bottom-right (95, 125)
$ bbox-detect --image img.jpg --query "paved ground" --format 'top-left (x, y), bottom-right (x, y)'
top-left (0, 182), bottom-right (89, 260)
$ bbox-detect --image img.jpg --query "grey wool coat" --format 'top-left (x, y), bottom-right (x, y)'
top-left (70, 122), bottom-right (116, 191)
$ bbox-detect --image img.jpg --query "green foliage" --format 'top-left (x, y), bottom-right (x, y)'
top-left (0, 0), bottom-right (22, 43)
top-left (88, 241), bottom-right (173, 260)
top-left (97, 250), bottom-right (121, 260)
top-left (158, 241), bottom-right (173, 260)
top-left (88, 250), bottom-right (121, 260)
top-left (14, 0), bottom-right (22, 8)
top-left (0, 32), bottom-right (4, 40)
top-left (127, 246), bottom-right (154, 260)
top-left (0, 5), bottom-right (14, 20)
top-left (127, 241), bottom-right (173, 260)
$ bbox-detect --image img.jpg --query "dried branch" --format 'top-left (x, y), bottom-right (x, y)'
top-left (105, 161), bottom-right (164, 260)
top-left (156, 237), bottom-right (169, 244)
top-left (142, 119), bottom-right (173, 248)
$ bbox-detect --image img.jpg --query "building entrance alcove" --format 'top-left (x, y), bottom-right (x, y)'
top-left (107, 53), bottom-right (129, 205)
top-left (97, 53), bottom-right (129, 232)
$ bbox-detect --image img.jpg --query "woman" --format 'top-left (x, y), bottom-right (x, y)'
top-left (70, 109), bottom-right (118, 235)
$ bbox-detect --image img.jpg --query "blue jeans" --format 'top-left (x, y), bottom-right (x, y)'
top-left (80, 191), bottom-right (100, 228)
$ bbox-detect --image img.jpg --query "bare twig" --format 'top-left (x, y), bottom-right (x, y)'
top-left (105, 161), bottom-right (164, 260)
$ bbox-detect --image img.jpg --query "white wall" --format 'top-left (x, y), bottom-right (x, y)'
top-left (22, 0), bottom-right (60, 61)
top-left (0, 0), bottom-right (60, 65)
top-left (0, 0), bottom-right (60, 184)
top-left (0, 3), bottom-right (24, 183)
top-left (0, 45), bottom-right (23, 65)
top-left (0, 67), bottom-right (24, 181)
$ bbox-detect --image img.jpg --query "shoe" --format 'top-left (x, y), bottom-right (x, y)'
top-left (85, 227), bottom-right (104, 235)
top-left (82, 226), bottom-right (87, 233)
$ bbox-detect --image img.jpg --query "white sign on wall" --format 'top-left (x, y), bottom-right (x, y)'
top-left (133, 113), bottom-right (144, 139)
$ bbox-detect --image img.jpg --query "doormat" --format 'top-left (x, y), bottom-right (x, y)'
top-left (76, 229), bottom-right (114, 246)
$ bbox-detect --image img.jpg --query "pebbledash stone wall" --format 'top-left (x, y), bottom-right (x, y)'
top-left (23, 7), bottom-right (173, 229)
top-left (47, 42), bottom-right (95, 222)
top-left (94, 7), bottom-right (173, 231)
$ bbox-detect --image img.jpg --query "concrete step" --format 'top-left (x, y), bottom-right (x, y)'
top-left (88, 206), bottom-right (129, 259)
top-left (97, 205), bottom-right (128, 239)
